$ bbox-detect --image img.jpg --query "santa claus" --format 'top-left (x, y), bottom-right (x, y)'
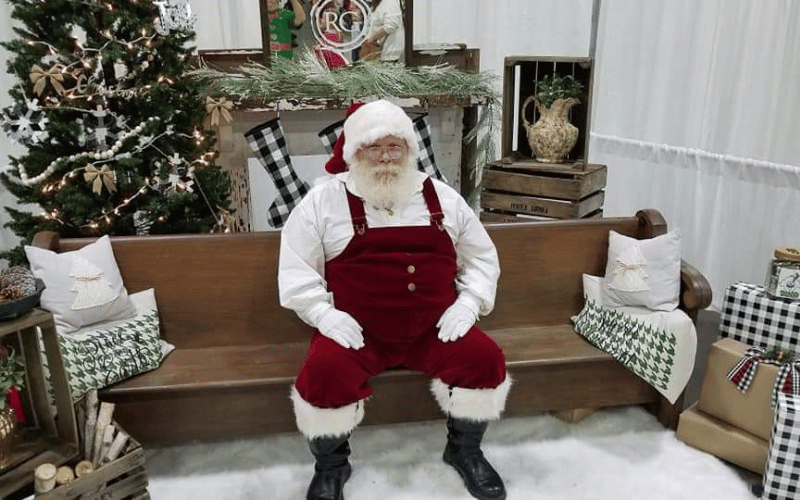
top-left (279, 99), bottom-right (510, 500)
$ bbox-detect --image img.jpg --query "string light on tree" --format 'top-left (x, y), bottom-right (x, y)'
top-left (0, 0), bottom-right (231, 265)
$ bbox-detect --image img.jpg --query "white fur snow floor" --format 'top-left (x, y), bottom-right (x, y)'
top-left (144, 406), bottom-right (757, 499)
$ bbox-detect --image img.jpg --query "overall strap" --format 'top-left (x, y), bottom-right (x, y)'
top-left (421, 177), bottom-right (446, 232)
top-left (344, 186), bottom-right (368, 236)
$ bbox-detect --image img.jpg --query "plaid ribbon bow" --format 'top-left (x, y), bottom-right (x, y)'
top-left (727, 346), bottom-right (767, 393)
top-left (772, 362), bottom-right (800, 409)
top-left (727, 346), bottom-right (800, 408)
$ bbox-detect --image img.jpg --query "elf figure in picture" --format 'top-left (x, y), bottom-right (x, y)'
top-left (279, 100), bottom-right (510, 500)
top-left (268, 0), bottom-right (307, 59)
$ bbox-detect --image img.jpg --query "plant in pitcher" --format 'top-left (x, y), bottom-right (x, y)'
top-left (522, 74), bottom-right (585, 163)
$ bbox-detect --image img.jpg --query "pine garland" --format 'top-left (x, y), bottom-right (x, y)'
top-left (190, 50), bottom-right (499, 103)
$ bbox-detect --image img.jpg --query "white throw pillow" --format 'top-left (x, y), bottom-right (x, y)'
top-left (25, 235), bottom-right (137, 333)
top-left (601, 229), bottom-right (682, 311)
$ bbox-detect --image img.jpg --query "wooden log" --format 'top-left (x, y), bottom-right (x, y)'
top-left (34, 462), bottom-right (57, 493)
top-left (75, 460), bottom-right (94, 478)
top-left (97, 425), bottom-right (115, 467)
top-left (55, 465), bottom-right (75, 486)
top-left (103, 429), bottom-right (129, 464)
top-left (91, 402), bottom-right (115, 466)
top-left (84, 390), bottom-right (99, 460)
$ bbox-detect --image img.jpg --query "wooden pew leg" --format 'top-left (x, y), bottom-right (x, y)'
top-left (646, 393), bottom-right (684, 430)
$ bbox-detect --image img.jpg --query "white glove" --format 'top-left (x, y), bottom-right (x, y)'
top-left (317, 308), bottom-right (364, 349)
top-left (436, 302), bottom-right (478, 342)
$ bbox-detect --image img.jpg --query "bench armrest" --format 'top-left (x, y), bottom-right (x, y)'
top-left (679, 259), bottom-right (712, 320)
top-left (32, 231), bottom-right (60, 251)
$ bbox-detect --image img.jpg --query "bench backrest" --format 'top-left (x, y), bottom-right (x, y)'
top-left (36, 211), bottom-right (662, 348)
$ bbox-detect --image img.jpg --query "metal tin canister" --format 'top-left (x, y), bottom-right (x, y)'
top-left (765, 246), bottom-right (800, 300)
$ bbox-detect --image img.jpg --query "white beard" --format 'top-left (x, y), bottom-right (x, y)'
top-left (349, 156), bottom-right (417, 210)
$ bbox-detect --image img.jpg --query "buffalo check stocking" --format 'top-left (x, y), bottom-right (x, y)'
top-left (318, 119), bottom-right (344, 155)
top-left (412, 113), bottom-right (446, 182)
top-left (245, 118), bottom-right (309, 228)
top-left (317, 113), bottom-right (446, 181)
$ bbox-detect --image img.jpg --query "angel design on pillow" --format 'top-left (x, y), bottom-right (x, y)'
top-left (69, 255), bottom-right (119, 310)
top-left (608, 243), bottom-right (650, 292)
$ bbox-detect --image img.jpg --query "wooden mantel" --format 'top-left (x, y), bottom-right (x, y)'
top-left (212, 97), bottom-right (483, 232)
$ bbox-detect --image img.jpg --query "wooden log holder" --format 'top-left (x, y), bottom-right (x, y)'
top-left (33, 421), bottom-right (148, 500)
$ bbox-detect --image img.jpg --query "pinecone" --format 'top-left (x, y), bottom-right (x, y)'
top-left (0, 284), bottom-right (28, 301)
top-left (0, 266), bottom-right (37, 297)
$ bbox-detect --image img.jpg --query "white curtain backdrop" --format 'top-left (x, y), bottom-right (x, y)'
top-left (590, 0), bottom-right (800, 310)
top-left (2, 1), bottom-right (799, 312)
top-left (0, 0), bottom-right (27, 263)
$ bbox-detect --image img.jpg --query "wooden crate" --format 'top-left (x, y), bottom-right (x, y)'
top-left (480, 161), bottom-right (606, 222)
top-left (0, 309), bottom-right (80, 499)
top-left (35, 423), bottom-right (148, 500)
top-left (501, 56), bottom-right (594, 164)
top-left (481, 208), bottom-right (603, 223)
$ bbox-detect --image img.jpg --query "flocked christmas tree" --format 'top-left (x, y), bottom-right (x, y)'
top-left (0, 0), bottom-right (231, 264)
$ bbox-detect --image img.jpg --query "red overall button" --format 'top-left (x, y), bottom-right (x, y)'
top-left (407, 265), bottom-right (416, 274)
top-left (408, 283), bottom-right (416, 292)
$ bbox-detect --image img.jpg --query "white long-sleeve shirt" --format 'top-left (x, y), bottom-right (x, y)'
top-left (368, 0), bottom-right (404, 62)
top-left (278, 171), bottom-right (500, 329)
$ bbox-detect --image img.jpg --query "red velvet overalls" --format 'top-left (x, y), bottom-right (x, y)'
top-left (294, 178), bottom-right (506, 409)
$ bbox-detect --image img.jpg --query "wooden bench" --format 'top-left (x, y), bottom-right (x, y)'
top-left (32, 209), bottom-right (712, 445)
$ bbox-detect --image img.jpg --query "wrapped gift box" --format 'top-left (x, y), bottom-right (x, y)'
top-left (697, 338), bottom-right (777, 440)
top-left (720, 282), bottom-right (800, 351)
top-left (677, 403), bottom-right (769, 474)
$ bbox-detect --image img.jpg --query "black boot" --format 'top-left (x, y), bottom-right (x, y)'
top-left (442, 417), bottom-right (506, 500)
top-left (307, 434), bottom-right (352, 500)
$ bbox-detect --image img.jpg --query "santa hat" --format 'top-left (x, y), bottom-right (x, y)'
top-left (325, 100), bottom-right (420, 174)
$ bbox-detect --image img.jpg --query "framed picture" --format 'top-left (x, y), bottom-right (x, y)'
top-left (261, 0), bottom-right (413, 68)
top-left (196, 0), bottom-right (412, 69)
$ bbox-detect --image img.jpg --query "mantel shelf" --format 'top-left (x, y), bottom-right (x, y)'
top-left (232, 95), bottom-right (488, 112)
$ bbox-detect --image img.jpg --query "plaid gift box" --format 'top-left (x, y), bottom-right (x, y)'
top-left (763, 393), bottom-right (800, 499)
top-left (720, 282), bottom-right (800, 351)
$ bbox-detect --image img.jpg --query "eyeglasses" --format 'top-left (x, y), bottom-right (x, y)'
top-left (363, 145), bottom-right (404, 161)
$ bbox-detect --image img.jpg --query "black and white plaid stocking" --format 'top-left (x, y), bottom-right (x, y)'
top-left (245, 118), bottom-right (309, 229)
top-left (318, 119), bottom-right (345, 155)
top-left (412, 113), bottom-right (446, 182)
top-left (317, 113), bottom-right (446, 182)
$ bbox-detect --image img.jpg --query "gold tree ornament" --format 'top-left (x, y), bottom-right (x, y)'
top-left (30, 64), bottom-right (66, 96)
top-left (83, 165), bottom-right (117, 194)
top-left (205, 96), bottom-right (233, 126)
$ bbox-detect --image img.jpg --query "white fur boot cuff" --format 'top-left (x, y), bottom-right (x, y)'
top-left (290, 385), bottom-right (366, 439)
top-left (430, 375), bottom-right (512, 421)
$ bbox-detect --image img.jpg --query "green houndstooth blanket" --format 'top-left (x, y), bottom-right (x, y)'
top-left (572, 275), bottom-right (697, 404)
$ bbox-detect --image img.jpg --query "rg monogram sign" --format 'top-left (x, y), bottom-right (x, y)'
top-left (310, 0), bottom-right (372, 52)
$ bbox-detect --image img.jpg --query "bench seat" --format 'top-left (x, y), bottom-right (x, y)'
top-left (98, 325), bottom-right (659, 444)
top-left (33, 209), bottom-right (712, 445)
